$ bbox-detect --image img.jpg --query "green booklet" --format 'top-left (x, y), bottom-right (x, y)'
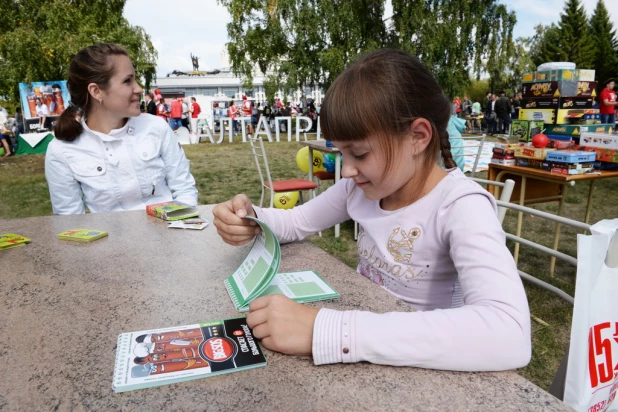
top-left (0, 234), bottom-right (31, 250)
top-left (57, 228), bottom-right (108, 242)
top-left (112, 317), bottom-right (266, 393)
top-left (224, 217), bottom-right (340, 312)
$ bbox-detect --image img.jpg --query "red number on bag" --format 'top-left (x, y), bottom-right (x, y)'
top-left (588, 322), bottom-right (614, 388)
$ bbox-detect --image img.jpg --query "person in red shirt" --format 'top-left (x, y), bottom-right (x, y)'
top-left (453, 96), bottom-right (462, 117)
top-left (190, 97), bottom-right (201, 134)
top-left (156, 96), bottom-right (170, 124)
top-left (169, 96), bottom-right (183, 131)
top-left (228, 100), bottom-right (239, 134)
top-left (241, 95), bottom-right (253, 136)
top-left (599, 78), bottom-right (617, 126)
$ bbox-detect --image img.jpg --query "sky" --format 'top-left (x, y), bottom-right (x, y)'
top-left (123, 0), bottom-right (618, 77)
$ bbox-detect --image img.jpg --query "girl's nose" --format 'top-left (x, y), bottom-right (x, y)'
top-left (341, 160), bottom-right (358, 179)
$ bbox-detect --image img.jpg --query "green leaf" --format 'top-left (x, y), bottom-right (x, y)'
top-left (218, 0), bottom-right (517, 99)
top-left (0, 0), bottom-right (157, 103)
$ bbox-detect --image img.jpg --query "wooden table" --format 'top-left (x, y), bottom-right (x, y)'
top-left (298, 140), bottom-right (342, 237)
top-left (0, 206), bottom-right (569, 411)
top-left (488, 163), bottom-right (618, 275)
top-left (463, 114), bottom-right (484, 134)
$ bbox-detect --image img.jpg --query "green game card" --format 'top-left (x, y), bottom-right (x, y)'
top-left (224, 217), bottom-right (339, 312)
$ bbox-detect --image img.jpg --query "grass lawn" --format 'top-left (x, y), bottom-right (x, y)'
top-left (1, 133), bottom-right (617, 391)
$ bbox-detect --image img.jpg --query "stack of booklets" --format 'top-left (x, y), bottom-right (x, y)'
top-left (57, 229), bottom-right (108, 242)
top-left (146, 201), bottom-right (200, 221)
top-left (0, 234), bottom-right (31, 250)
top-left (146, 201), bottom-right (208, 230)
top-left (224, 217), bottom-right (340, 312)
top-left (112, 318), bottom-right (267, 392)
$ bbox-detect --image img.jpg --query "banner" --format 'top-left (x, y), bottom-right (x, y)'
top-left (19, 81), bottom-right (71, 119)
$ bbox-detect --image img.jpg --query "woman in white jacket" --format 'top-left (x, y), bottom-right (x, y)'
top-left (45, 43), bottom-right (198, 215)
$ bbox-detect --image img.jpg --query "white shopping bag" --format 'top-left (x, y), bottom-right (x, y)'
top-left (565, 219), bottom-right (618, 411)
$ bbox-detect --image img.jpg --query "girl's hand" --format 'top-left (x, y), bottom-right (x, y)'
top-left (246, 295), bottom-right (319, 356)
top-left (213, 194), bottom-right (260, 246)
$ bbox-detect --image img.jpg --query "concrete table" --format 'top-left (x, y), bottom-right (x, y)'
top-left (0, 206), bottom-right (570, 411)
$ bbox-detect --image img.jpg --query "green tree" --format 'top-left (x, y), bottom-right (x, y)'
top-left (589, 0), bottom-right (618, 85)
top-left (390, 0), bottom-right (516, 98)
top-left (526, 24), bottom-right (564, 67)
top-left (545, 0), bottom-right (595, 68)
top-left (220, 0), bottom-right (386, 102)
top-left (480, 4), bottom-right (518, 96)
top-left (464, 79), bottom-right (490, 104)
top-left (219, 0), bottom-right (517, 101)
top-left (0, 0), bottom-right (157, 103)
top-left (499, 40), bottom-right (535, 94)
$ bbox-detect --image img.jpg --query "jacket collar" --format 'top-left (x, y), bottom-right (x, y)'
top-left (81, 117), bottom-right (134, 142)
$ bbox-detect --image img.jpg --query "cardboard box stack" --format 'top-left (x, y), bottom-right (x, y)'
top-left (505, 65), bottom-right (615, 174)
top-left (508, 145), bottom-right (597, 173)
top-left (544, 150), bottom-right (596, 175)
top-left (491, 143), bottom-right (519, 166)
top-left (578, 132), bottom-right (618, 170)
top-left (514, 67), bottom-right (614, 147)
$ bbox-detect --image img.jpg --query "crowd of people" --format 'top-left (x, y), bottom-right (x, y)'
top-left (451, 92), bottom-right (522, 136)
top-left (209, 97), bottom-right (320, 137)
top-left (137, 91), bottom-right (320, 138)
top-left (141, 93), bottom-right (201, 134)
top-left (1, 89), bottom-right (322, 158)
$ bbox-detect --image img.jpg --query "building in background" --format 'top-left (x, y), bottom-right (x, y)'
top-left (153, 50), bottom-right (324, 104)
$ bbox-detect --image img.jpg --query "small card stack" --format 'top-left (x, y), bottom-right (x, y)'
top-left (168, 217), bottom-right (209, 231)
top-left (0, 234), bottom-right (31, 250)
top-left (146, 201), bottom-right (199, 221)
top-left (57, 229), bottom-right (108, 242)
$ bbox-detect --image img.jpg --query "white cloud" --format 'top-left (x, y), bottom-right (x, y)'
top-left (123, 0), bottom-right (231, 76)
top-left (506, 0), bottom-right (618, 39)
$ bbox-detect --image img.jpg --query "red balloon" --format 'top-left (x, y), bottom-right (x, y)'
top-left (531, 133), bottom-right (549, 148)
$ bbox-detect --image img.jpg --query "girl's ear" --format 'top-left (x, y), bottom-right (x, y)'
top-left (87, 83), bottom-right (103, 103)
top-left (407, 118), bottom-right (433, 156)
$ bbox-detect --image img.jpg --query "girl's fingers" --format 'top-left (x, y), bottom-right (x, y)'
top-left (214, 201), bottom-right (252, 227)
top-left (246, 307), bottom-right (269, 328)
top-left (260, 336), bottom-right (274, 350)
top-left (248, 295), bottom-right (271, 312)
top-left (214, 220), bottom-right (260, 237)
top-left (251, 323), bottom-right (270, 340)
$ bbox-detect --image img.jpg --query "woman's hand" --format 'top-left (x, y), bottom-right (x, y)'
top-left (213, 194), bottom-right (260, 246)
top-left (246, 295), bottom-right (319, 356)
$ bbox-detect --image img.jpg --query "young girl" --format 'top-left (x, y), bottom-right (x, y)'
top-left (46, 43), bottom-right (197, 215)
top-left (213, 49), bottom-right (530, 371)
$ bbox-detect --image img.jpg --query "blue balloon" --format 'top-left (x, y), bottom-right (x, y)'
top-left (323, 159), bottom-right (335, 173)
